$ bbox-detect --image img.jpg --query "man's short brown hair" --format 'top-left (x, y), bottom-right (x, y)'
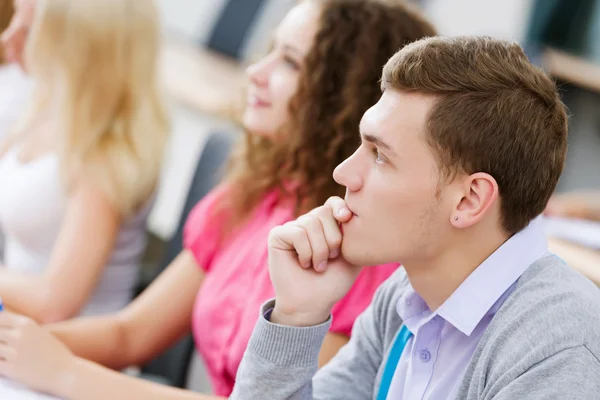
top-left (382, 36), bottom-right (568, 234)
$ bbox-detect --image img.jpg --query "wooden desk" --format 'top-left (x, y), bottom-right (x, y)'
top-left (160, 40), bottom-right (246, 119)
top-left (548, 237), bottom-right (600, 286)
top-left (542, 48), bottom-right (600, 94)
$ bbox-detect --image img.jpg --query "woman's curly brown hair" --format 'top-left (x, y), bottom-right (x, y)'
top-left (224, 0), bottom-right (436, 228)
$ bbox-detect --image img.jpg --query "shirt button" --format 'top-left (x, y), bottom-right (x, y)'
top-left (419, 349), bottom-right (431, 363)
top-left (405, 298), bottom-right (412, 306)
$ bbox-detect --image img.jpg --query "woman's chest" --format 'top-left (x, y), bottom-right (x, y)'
top-left (0, 151), bottom-right (66, 250)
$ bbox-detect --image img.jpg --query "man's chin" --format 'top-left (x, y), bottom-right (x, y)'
top-left (341, 240), bottom-right (400, 267)
top-left (341, 242), bottom-right (377, 268)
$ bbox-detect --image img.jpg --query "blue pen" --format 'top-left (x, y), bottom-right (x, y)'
top-left (0, 297), bottom-right (3, 311)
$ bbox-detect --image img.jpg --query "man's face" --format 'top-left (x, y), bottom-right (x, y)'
top-left (333, 89), bottom-right (456, 267)
top-left (1, 0), bottom-right (35, 70)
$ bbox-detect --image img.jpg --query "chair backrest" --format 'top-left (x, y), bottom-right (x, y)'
top-left (141, 130), bottom-right (237, 388)
top-left (164, 130), bottom-right (237, 271)
top-left (205, 0), bottom-right (267, 59)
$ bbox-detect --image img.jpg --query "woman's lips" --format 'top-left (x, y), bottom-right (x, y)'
top-left (248, 95), bottom-right (271, 108)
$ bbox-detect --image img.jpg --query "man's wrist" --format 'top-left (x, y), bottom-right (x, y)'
top-left (270, 305), bottom-right (331, 327)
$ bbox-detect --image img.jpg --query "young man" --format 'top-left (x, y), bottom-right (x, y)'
top-left (229, 36), bottom-right (600, 399)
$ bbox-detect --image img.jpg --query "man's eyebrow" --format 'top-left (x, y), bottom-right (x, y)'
top-left (361, 133), bottom-right (395, 155)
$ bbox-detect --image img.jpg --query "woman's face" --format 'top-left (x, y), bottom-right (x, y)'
top-left (242, 1), bottom-right (320, 138)
top-left (1, 0), bottom-right (35, 69)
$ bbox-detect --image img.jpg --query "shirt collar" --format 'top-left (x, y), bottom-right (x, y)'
top-left (397, 217), bottom-right (549, 336)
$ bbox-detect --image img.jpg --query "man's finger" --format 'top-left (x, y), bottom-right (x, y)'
top-left (297, 215), bottom-right (329, 271)
top-left (269, 225), bottom-right (313, 268)
top-left (310, 206), bottom-right (343, 259)
top-left (324, 196), bottom-right (352, 223)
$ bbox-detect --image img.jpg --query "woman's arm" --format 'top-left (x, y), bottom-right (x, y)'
top-left (0, 181), bottom-right (121, 323)
top-left (0, 311), bottom-right (225, 400)
top-left (318, 333), bottom-right (349, 367)
top-left (65, 358), bottom-right (227, 400)
top-left (49, 250), bottom-right (204, 369)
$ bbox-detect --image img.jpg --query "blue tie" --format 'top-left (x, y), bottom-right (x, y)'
top-left (376, 325), bottom-right (413, 400)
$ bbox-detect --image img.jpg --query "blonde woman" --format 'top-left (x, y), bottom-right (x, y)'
top-left (0, 0), bottom-right (168, 323)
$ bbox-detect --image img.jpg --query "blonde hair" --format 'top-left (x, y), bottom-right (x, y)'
top-left (0, 0), bottom-right (14, 63)
top-left (23, 0), bottom-right (168, 216)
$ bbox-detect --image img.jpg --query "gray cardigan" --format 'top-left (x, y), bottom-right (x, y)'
top-left (230, 255), bottom-right (600, 399)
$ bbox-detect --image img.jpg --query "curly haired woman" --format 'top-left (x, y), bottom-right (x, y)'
top-left (0, 1), bottom-right (436, 399)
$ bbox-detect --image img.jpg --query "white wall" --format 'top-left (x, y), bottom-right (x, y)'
top-left (156, 0), bottom-right (227, 40)
top-left (157, 0), bottom-right (537, 46)
top-left (423, 0), bottom-right (535, 43)
top-left (156, 0), bottom-right (295, 60)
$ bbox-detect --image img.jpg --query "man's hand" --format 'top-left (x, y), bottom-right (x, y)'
top-left (267, 197), bottom-right (363, 327)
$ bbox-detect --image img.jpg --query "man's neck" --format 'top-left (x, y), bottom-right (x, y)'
top-left (404, 228), bottom-right (510, 311)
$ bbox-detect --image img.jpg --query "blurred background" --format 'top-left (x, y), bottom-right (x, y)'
top-left (134, 0), bottom-right (600, 394)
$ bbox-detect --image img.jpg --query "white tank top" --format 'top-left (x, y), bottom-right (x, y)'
top-left (0, 63), bottom-right (35, 261)
top-left (0, 146), bottom-right (150, 316)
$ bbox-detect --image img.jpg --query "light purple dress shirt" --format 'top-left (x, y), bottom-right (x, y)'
top-left (387, 217), bottom-right (550, 399)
